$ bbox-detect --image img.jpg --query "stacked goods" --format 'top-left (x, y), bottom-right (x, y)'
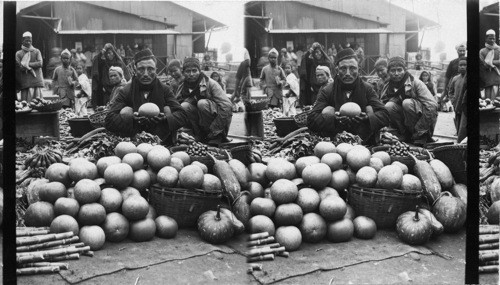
top-left (479, 225), bottom-right (499, 273)
top-left (246, 232), bottom-right (289, 272)
top-left (16, 228), bottom-right (93, 276)
top-left (24, 145), bottom-right (63, 169)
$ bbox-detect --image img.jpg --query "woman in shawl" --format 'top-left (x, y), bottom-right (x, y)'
top-left (480, 29), bottom-right (500, 100)
top-left (15, 31), bottom-right (44, 101)
top-left (299, 42), bottom-right (334, 107)
top-left (210, 71), bottom-right (226, 92)
top-left (108, 66), bottom-right (128, 106)
top-left (91, 43), bottom-right (131, 108)
top-left (419, 70), bottom-right (436, 98)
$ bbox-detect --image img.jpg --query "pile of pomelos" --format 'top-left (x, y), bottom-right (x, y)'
top-left (244, 141), bottom-right (415, 252)
top-left (21, 141), bottom-right (222, 251)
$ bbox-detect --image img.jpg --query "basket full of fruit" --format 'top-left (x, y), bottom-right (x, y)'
top-left (30, 98), bottom-right (64, 112)
top-left (15, 100), bottom-right (32, 113)
top-left (372, 142), bottom-right (429, 172)
top-left (170, 142), bottom-right (228, 172)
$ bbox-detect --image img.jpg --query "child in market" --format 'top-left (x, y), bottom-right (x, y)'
top-left (52, 49), bottom-right (79, 109)
top-left (210, 71), bottom-right (226, 92)
top-left (260, 48), bottom-right (286, 110)
top-left (75, 63), bottom-right (91, 117)
top-left (448, 57), bottom-right (467, 135)
top-left (419, 71), bottom-right (436, 98)
top-left (282, 62), bottom-right (299, 116)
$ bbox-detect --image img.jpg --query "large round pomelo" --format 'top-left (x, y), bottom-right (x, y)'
top-left (302, 163), bottom-right (332, 189)
top-left (96, 156), bottom-right (121, 178)
top-left (336, 143), bottom-right (354, 161)
top-left (321, 153), bottom-right (343, 172)
top-left (372, 151), bottom-right (391, 166)
top-left (270, 179), bottom-right (298, 205)
top-left (122, 153), bottom-right (144, 172)
top-left (25, 201), bottom-right (54, 227)
top-left (171, 151), bottom-right (191, 166)
top-left (45, 163), bottom-right (71, 186)
top-left (353, 216), bottom-right (377, 239)
top-left (39, 182), bottom-right (67, 204)
top-left (130, 169), bottom-right (151, 191)
top-left (99, 188), bottom-right (123, 213)
top-left (339, 102), bottom-right (362, 117)
top-left (250, 197), bottom-right (276, 217)
top-left (54, 197), bottom-right (80, 217)
top-left (129, 218), bottom-right (156, 242)
top-left (73, 179), bottom-right (101, 205)
top-left (275, 226), bottom-right (302, 252)
top-left (104, 163), bottom-right (134, 189)
top-left (327, 218), bottom-right (354, 242)
top-left (138, 102), bottom-right (160, 117)
top-left (322, 106), bottom-right (335, 119)
top-left (377, 165), bottom-right (404, 189)
top-left (68, 158), bottom-right (98, 182)
top-left (248, 182), bottom-right (264, 199)
top-left (266, 158), bottom-right (296, 182)
top-left (102, 212), bottom-right (130, 242)
top-left (318, 187), bottom-right (340, 200)
top-left (78, 203), bottom-right (107, 225)
top-left (369, 157), bottom-right (384, 172)
top-left (147, 147), bottom-right (171, 171)
top-left (400, 174), bottom-right (422, 192)
top-left (295, 156), bottom-right (320, 177)
top-left (157, 166), bottom-right (179, 188)
top-left (296, 188), bottom-right (321, 213)
top-left (191, 161), bottom-right (208, 174)
top-left (319, 196), bottom-right (347, 222)
top-left (391, 161), bottom-right (408, 175)
top-left (122, 195), bottom-right (150, 221)
top-left (274, 203), bottom-right (303, 226)
top-left (120, 106), bottom-right (134, 120)
top-left (202, 174), bottom-right (222, 191)
top-left (248, 163), bottom-right (268, 186)
top-left (179, 165), bottom-right (204, 189)
top-left (155, 216), bottom-right (178, 239)
top-left (355, 166), bottom-right (378, 188)
top-left (314, 142), bottom-right (336, 158)
top-left (136, 143), bottom-right (154, 162)
top-left (114, 142), bottom-right (137, 159)
top-left (249, 215), bottom-right (275, 236)
top-left (329, 170), bottom-right (350, 190)
top-left (50, 214), bottom-right (79, 236)
top-left (299, 212), bottom-right (327, 243)
top-left (120, 187), bottom-right (141, 201)
top-left (346, 145), bottom-right (371, 171)
top-left (79, 225), bottom-right (106, 250)
top-left (168, 157), bottom-right (184, 172)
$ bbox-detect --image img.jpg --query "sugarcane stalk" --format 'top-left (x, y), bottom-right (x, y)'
top-left (49, 253), bottom-right (80, 262)
top-left (479, 265), bottom-right (499, 273)
top-left (248, 232), bottom-right (269, 241)
top-left (82, 250), bottom-right (94, 257)
top-left (276, 251), bottom-right (290, 258)
top-left (17, 236), bottom-right (80, 252)
top-left (16, 229), bottom-right (51, 237)
top-left (480, 226), bottom-right (500, 235)
top-left (481, 261), bottom-right (499, 266)
top-left (16, 266), bottom-right (61, 275)
top-left (16, 227), bottom-right (50, 231)
top-left (247, 254), bottom-right (274, 263)
top-left (247, 246), bottom-right (286, 257)
top-left (249, 243), bottom-right (280, 250)
top-left (247, 237), bottom-right (275, 247)
top-left (479, 235), bottom-right (498, 244)
top-left (19, 262), bottom-right (69, 270)
top-left (17, 245), bottom-right (89, 257)
top-left (16, 232), bottom-right (74, 246)
top-left (479, 243), bottom-right (499, 250)
top-left (479, 250), bottom-right (499, 262)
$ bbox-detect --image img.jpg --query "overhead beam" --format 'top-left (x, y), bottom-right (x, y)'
top-left (20, 15), bottom-right (60, 21)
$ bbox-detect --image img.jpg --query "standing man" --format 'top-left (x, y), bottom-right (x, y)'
top-left (260, 48), bottom-right (286, 109)
top-left (443, 42), bottom-right (467, 103)
top-left (307, 48), bottom-right (390, 144)
top-left (15, 31), bottom-right (44, 101)
top-left (105, 49), bottom-right (188, 144)
top-left (480, 30), bottom-right (500, 100)
top-left (176, 58), bottom-right (233, 145)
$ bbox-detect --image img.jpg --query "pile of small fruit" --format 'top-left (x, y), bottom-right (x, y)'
top-left (186, 141), bottom-right (210, 156)
top-left (387, 141), bottom-right (421, 157)
top-left (15, 100), bottom-right (31, 112)
top-left (29, 98), bottom-right (56, 109)
top-left (24, 146), bottom-right (64, 169)
top-left (479, 98), bottom-right (500, 110)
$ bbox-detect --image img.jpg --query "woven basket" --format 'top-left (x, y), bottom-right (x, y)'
top-left (89, 110), bottom-right (109, 129)
top-left (347, 185), bottom-right (422, 229)
top-left (293, 110), bottom-right (311, 128)
top-left (149, 185), bottom-right (223, 228)
top-left (371, 145), bottom-right (429, 173)
top-left (170, 145), bottom-right (228, 172)
top-left (33, 100), bottom-right (63, 112)
top-left (431, 144), bottom-right (467, 184)
top-left (274, 117), bottom-right (299, 137)
top-left (244, 99), bottom-right (269, 112)
top-left (227, 144), bottom-right (252, 166)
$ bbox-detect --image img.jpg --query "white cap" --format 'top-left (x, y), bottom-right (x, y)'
top-left (486, 29), bottom-right (496, 36)
top-left (22, 31), bottom-right (32, 38)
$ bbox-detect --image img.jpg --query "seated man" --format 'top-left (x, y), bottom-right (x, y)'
top-left (175, 58), bottom-right (233, 145)
top-left (380, 56), bottom-right (438, 145)
top-left (307, 48), bottom-right (390, 144)
top-left (105, 49), bottom-right (188, 144)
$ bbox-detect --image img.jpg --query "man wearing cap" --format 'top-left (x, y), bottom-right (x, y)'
top-left (442, 42), bottom-right (467, 108)
top-left (307, 48), bottom-right (390, 144)
top-left (175, 57), bottom-right (233, 145)
top-left (260, 48), bottom-right (286, 109)
top-left (15, 31), bottom-right (44, 101)
top-left (373, 58), bottom-right (390, 98)
top-left (105, 49), bottom-right (188, 144)
top-left (380, 56), bottom-right (438, 145)
top-left (480, 30), bottom-right (500, 100)
top-left (52, 49), bottom-right (79, 108)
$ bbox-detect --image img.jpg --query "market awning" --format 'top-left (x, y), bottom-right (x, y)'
top-left (57, 30), bottom-right (180, 35)
top-left (268, 28), bottom-right (393, 34)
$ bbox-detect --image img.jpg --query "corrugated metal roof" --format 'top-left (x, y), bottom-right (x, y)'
top-left (57, 30), bottom-right (180, 35)
top-left (268, 28), bottom-right (393, 34)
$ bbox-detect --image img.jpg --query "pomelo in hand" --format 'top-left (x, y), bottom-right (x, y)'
top-left (168, 157), bottom-right (184, 172)
top-left (191, 161), bottom-right (208, 174)
top-left (155, 215), bottom-right (178, 239)
top-left (299, 213), bottom-right (327, 243)
top-left (392, 161), bottom-right (408, 175)
top-left (296, 188), bottom-right (321, 213)
top-left (327, 218), bottom-right (354, 242)
top-left (275, 226), bottom-right (302, 252)
top-left (129, 218), bottom-right (156, 242)
top-left (249, 215), bottom-right (275, 236)
top-left (138, 102), bottom-right (160, 117)
top-left (339, 102), bottom-right (362, 117)
top-left (79, 225), bottom-right (106, 250)
top-left (102, 212), bottom-right (130, 242)
top-left (50, 214), bottom-right (79, 236)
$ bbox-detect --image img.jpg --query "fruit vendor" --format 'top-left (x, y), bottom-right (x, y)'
top-left (15, 31), bottom-right (44, 102)
top-left (380, 56), bottom-right (438, 145)
top-left (175, 57), bottom-right (233, 145)
top-left (480, 30), bottom-right (500, 101)
top-left (307, 48), bottom-right (390, 144)
top-left (105, 49), bottom-right (188, 144)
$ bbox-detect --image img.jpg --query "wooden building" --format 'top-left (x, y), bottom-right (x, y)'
top-left (245, 0), bottom-right (438, 74)
top-left (16, 1), bottom-right (225, 75)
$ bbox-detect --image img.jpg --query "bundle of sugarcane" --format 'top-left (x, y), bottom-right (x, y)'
top-left (479, 225), bottom-right (499, 274)
top-left (16, 228), bottom-right (93, 276)
top-left (246, 232), bottom-right (289, 273)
